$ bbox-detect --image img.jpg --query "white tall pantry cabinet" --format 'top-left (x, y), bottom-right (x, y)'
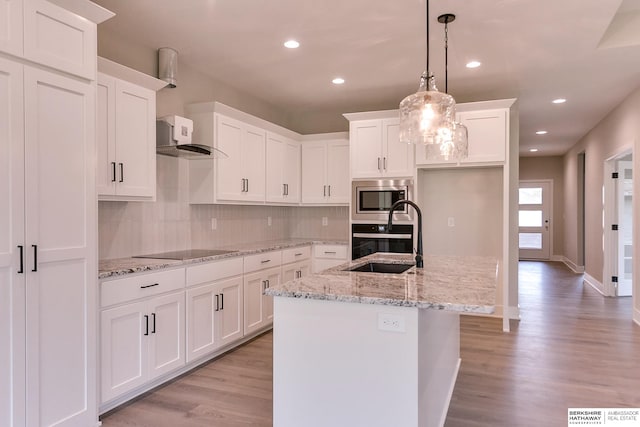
top-left (0, 1), bottom-right (112, 426)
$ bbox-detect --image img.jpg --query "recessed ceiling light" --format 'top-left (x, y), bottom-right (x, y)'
top-left (529, 148), bottom-right (539, 152)
top-left (284, 40), bottom-right (300, 49)
top-left (466, 61), bottom-right (481, 68)
top-left (552, 98), bottom-right (567, 104)
top-left (332, 77), bottom-right (345, 85)
top-left (535, 130), bottom-right (548, 135)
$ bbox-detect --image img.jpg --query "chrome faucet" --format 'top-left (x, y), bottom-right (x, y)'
top-left (387, 200), bottom-right (423, 268)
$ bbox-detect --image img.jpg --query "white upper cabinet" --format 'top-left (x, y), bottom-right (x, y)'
top-left (416, 103), bottom-right (510, 167)
top-left (187, 102), bottom-right (301, 206)
top-left (266, 132), bottom-right (300, 204)
top-left (458, 109), bottom-right (507, 163)
top-left (0, 0), bottom-right (23, 56)
top-left (301, 138), bottom-right (349, 205)
top-left (216, 114), bottom-right (266, 202)
top-left (97, 59), bottom-right (165, 201)
top-left (23, 0), bottom-right (96, 80)
top-left (347, 115), bottom-right (414, 178)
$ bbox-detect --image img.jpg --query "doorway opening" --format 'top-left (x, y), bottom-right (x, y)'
top-left (518, 180), bottom-right (552, 260)
top-left (604, 150), bottom-right (633, 297)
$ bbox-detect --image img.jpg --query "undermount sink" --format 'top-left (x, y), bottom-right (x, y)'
top-left (346, 262), bottom-right (414, 274)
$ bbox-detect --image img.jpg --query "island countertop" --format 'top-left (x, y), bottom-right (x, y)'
top-left (265, 252), bottom-right (498, 314)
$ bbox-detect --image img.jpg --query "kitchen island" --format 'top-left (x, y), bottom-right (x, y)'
top-left (265, 252), bottom-right (498, 427)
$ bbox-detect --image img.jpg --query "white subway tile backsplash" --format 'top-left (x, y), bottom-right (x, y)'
top-left (98, 157), bottom-right (349, 260)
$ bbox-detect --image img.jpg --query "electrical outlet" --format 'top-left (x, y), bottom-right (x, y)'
top-left (211, 218), bottom-right (217, 230)
top-left (378, 313), bottom-right (405, 333)
top-left (447, 217), bottom-right (455, 227)
top-left (267, 216), bottom-right (272, 226)
top-left (322, 217), bottom-right (328, 226)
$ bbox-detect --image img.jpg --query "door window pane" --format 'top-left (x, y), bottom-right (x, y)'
top-left (519, 188), bottom-right (542, 204)
top-left (519, 210), bottom-right (542, 227)
top-left (519, 233), bottom-right (542, 249)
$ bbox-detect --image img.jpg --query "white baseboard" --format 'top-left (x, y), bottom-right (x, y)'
top-left (562, 257), bottom-right (585, 273)
top-left (464, 304), bottom-right (520, 320)
top-left (583, 273), bottom-right (607, 296)
top-left (438, 358), bottom-right (461, 427)
top-left (634, 306), bottom-right (640, 327)
top-left (550, 255), bottom-right (564, 262)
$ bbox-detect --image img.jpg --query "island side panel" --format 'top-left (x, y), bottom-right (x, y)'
top-left (273, 297), bottom-right (420, 427)
top-left (417, 310), bottom-right (461, 427)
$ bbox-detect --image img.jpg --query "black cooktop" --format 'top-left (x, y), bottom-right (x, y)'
top-left (133, 249), bottom-right (238, 260)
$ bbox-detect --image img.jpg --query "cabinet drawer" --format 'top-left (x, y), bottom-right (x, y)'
top-left (186, 257), bottom-right (243, 287)
top-left (282, 246), bottom-right (311, 264)
top-left (244, 250), bottom-right (282, 273)
top-left (314, 244), bottom-right (348, 259)
top-left (101, 268), bottom-right (185, 308)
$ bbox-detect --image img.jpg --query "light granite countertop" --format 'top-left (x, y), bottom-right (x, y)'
top-left (264, 252), bottom-right (498, 314)
top-left (99, 239), bottom-right (348, 279)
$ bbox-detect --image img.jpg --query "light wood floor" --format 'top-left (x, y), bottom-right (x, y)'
top-left (101, 261), bottom-right (640, 427)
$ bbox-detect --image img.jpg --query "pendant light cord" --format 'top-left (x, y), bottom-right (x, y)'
top-left (444, 19), bottom-right (449, 93)
top-left (425, 0), bottom-right (430, 75)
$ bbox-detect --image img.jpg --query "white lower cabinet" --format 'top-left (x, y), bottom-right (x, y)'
top-left (186, 276), bottom-right (243, 363)
top-left (244, 266), bottom-right (281, 335)
top-left (99, 268), bottom-right (186, 405)
top-left (100, 291), bottom-right (185, 403)
top-left (282, 260), bottom-right (311, 282)
top-left (313, 244), bottom-right (349, 273)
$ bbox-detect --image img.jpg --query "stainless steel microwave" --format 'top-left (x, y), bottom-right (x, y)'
top-left (351, 179), bottom-right (414, 221)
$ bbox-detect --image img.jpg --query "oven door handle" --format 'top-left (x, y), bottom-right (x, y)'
top-left (352, 233), bottom-right (413, 239)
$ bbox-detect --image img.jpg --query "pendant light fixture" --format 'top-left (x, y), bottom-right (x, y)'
top-left (423, 13), bottom-right (469, 161)
top-left (399, 0), bottom-right (456, 146)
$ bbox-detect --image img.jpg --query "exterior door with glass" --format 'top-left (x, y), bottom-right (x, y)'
top-left (519, 181), bottom-right (551, 260)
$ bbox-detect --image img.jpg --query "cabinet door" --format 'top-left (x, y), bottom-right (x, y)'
top-left (100, 301), bottom-right (147, 404)
top-left (0, 0), bottom-right (23, 56)
top-left (350, 120), bottom-right (382, 178)
top-left (265, 133), bottom-right (285, 203)
top-left (281, 263), bottom-right (297, 283)
top-left (0, 57), bottom-right (25, 427)
top-left (96, 73), bottom-right (116, 196)
top-left (243, 123), bottom-right (266, 202)
top-left (23, 0), bottom-right (96, 80)
top-left (217, 276), bottom-right (243, 346)
top-left (243, 270), bottom-right (266, 335)
top-left (186, 283), bottom-right (218, 362)
top-left (327, 140), bottom-right (350, 204)
top-left (263, 267), bottom-right (280, 324)
top-left (301, 141), bottom-right (327, 204)
top-left (148, 292), bottom-right (185, 381)
top-left (383, 118), bottom-right (414, 177)
top-left (216, 114), bottom-right (244, 201)
top-left (459, 109), bottom-right (507, 163)
top-left (23, 66), bottom-right (96, 427)
top-left (298, 260), bottom-right (311, 278)
top-left (114, 80), bottom-right (156, 198)
top-left (284, 139), bottom-right (301, 203)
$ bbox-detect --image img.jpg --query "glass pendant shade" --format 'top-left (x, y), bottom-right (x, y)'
top-left (424, 121), bottom-right (469, 161)
top-left (399, 73), bottom-right (456, 145)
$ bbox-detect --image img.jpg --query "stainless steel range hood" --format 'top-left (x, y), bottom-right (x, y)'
top-left (156, 116), bottom-right (227, 158)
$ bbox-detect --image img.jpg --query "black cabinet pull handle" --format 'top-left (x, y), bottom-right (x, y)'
top-left (215, 294), bottom-right (219, 311)
top-left (328, 185), bottom-right (331, 197)
top-left (261, 259), bottom-right (271, 264)
top-left (31, 245), bottom-right (37, 272)
top-left (220, 293), bottom-right (224, 310)
top-left (140, 283), bottom-right (159, 289)
top-left (17, 245), bottom-right (24, 274)
top-left (119, 163), bottom-right (124, 183)
top-left (144, 315), bottom-right (149, 336)
top-left (262, 280), bottom-right (266, 291)
top-left (151, 313), bottom-right (156, 334)
top-left (266, 279), bottom-right (270, 289)
top-left (111, 162), bottom-right (116, 182)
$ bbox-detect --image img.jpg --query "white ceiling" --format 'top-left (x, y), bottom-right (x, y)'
top-left (92, 0), bottom-right (640, 156)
